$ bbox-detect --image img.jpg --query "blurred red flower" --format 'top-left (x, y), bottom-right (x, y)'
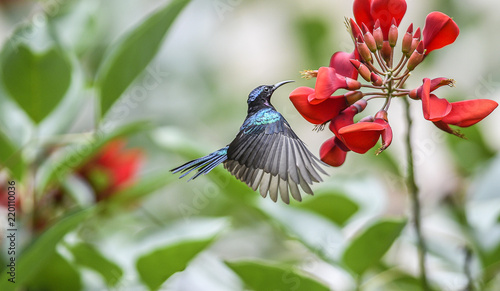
top-left (78, 139), bottom-right (144, 200)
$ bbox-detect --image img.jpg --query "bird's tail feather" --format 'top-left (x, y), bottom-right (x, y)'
top-left (171, 146), bottom-right (228, 180)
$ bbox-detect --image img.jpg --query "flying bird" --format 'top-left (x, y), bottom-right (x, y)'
top-left (171, 80), bottom-right (327, 203)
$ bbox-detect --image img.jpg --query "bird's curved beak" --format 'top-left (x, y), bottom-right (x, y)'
top-left (272, 80), bottom-right (295, 91)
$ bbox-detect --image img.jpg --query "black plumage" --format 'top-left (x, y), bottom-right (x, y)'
top-left (171, 80), bottom-right (327, 203)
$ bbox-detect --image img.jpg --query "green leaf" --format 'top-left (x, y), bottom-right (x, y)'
top-left (28, 252), bottom-right (82, 291)
top-left (136, 238), bottom-right (214, 291)
top-left (0, 208), bottom-right (92, 291)
top-left (96, 0), bottom-right (190, 115)
top-left (0, 129), bottom-right (25, 180)
top-left (36, 121), bottom-right (151, 195)
top-left (69, 242), bottom-right (122, 286)
top-left (296, 192), bottom-right (359, 226)
top-left (382, 273), bottom-right (423, 291)
top-left (446, 125), bottom-right (495, 175)
top-left (226, 260), bottom-right (330, 291)
top-left (1, 45), bottom-right (71, 123)
top-left (293, 17), bottom-right (331, 68)
top-left (342, 218), bottom-right (406, 276)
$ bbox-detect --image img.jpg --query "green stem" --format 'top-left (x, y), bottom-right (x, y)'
top-left (403, 97), bottom-right (429, 291)
top-left (355, 275), bottom-right (363, 291)
top-left (464, 247), bottom-right (475, 291)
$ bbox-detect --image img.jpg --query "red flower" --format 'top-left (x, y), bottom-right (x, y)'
top-left (79, 139), bottom-right (144, 200)
top-left (319, 101), bottom-right (367, 166)
top-left (329, 101), bottom-right (367, 136)
top-left (336, 122), bottom-right (384, 154)
top-left (419, 78), bottom-right (452, 121)
top-left (373, 110), bottom-right (393, 153)
top-left (289, 86), bottom-right (349, 124)
top-left (338, 121), bottom-right (386, 154)
top-left (353, 0), bottom-right (407, 38)
top-left (330, 50), bottom-right (360, 80)
top-left (313, 67), bottom-right (361, 104)
top-left (320, 137), bottom-right (350, 167)
top-left (440, 100), bottom-right (498, 127)
top-left (423, 11), bottom-right (459, 55)
top-left (414, 78), bottom-right (498, 136)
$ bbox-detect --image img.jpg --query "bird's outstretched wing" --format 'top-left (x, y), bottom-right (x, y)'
top-left (225, 108), bottom-right (327, 203)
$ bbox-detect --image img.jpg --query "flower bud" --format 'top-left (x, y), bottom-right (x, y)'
top-left (345, 91), bottom-right (363, 105)
top-left (410, 27), bottom-right (421, 54)
top-left (374, 110), bottom-right (388, 120)
top-left (381, 41), bottom-right (392, 65)
top-left (350, 59), bottom-right (371, 82)
top-left (346, 77), bottom-right (362, 90)
top-left (409, 88), bottom-right (419, 100)
top-left (356, 36), bottom-right (372, 62)
top-left (407, 41), bottom-right (425, 71)
top-left (402, 24), bottom-right (413, 56)
top-left (370, 72), bottom-right (383, 86)
top-left (361, 23), bottom-right (377, 52)
top-left (350, 18), bottom-right (362, 40)
top-left (373, 19), bottom-right (383, 50)
top-left (353, 99), bottom-right (368, 112)
top-left (388, 18), bottom-right (398, 47)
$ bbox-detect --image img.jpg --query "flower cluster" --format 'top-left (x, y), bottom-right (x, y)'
top-left (290, 0), bottom-right (498, 166)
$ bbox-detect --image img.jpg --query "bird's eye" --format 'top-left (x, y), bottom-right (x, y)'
top-left (264, 87), bottom-right (270, 92)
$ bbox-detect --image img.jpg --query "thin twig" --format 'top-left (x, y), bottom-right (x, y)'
top-left (403, 97), bottom-right (429, 291)
top-left (365, 61), bottom-right (385, 75)
top-left (374, 51), bottom-right (388, 73)
top-left (361, 84), bottom-right (386, 90)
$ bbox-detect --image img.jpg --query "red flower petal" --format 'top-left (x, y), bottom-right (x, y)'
top-left (354, 0), bottom-right (407, 39)
top-left (429, 77), bottom-right (455, 91)
top-left (111, 149), bottom-right (143, 187)
top-left (312, 67), bottom-right (348, 104)
top-left (289, 87), bottom-right (348, 124)
top-left (370, 0), bottom-right (407, 39)
top-left (420, 78), bottom-right (451, 121)
top-left (410, 77), bottom-right (455, 99)
top-left (441, 99), bottom-right (498, 127)
top-left (353, 0), bottom-right (374, 32)
top-left (329, 106), bottom-right (358, 136)
top-left (374, 111), bottom-right (392, 153)
top-left (330, 50), bottom-right (360, 80)
top-left (338, 122), bottom-right (386, 154)
top-left (432, 120), bottom-right (464, 138)
top-left (81, 139), bottom-right (144, 198)
top-left (320, 137), bottom-right (349, 167)
top-left (423, 11), bottom-right (459, 55)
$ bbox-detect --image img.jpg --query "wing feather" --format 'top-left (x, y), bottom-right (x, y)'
top-left (259, 172), bottom-right (271, 198)
top-left (225, 108), bottom-right (327, 203)
top-left (279, 177), bottom-right (289, 204)
top-left (269, 175), bottom-right (279, 202)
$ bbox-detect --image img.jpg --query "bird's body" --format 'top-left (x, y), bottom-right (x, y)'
top-left (171, 81), bottom-right (326, 203)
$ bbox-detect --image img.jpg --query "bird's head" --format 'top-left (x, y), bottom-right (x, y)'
top-left (247, 80), bottom-right (295, 106)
